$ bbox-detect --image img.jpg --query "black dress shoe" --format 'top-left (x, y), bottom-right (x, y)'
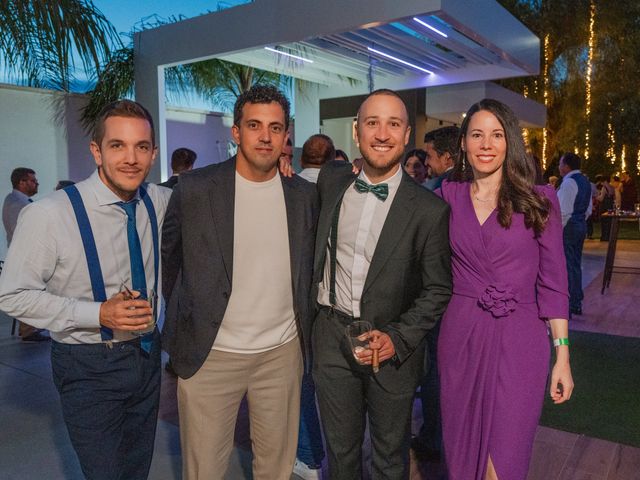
top-left (21, 332), bottom-right (51, 342)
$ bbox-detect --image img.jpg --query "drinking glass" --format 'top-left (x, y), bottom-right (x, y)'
top-left (121, 284), bottom-right (157, 336)
top-left (345, 320), bottom-right (372, 365)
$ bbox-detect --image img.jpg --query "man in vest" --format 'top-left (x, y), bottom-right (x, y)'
top-left (0, 100), bottom-right (171, 479)
top-left (558, 152), bottom-right (592, 317)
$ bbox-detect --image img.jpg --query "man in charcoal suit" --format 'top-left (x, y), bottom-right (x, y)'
top-left (312, 89), bottom-right (452, 479)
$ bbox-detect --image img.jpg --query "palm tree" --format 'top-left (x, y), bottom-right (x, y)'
top-left (81, 15), bottom-right (289, 129)
top-left (0, 0), bottom-right (120, 91)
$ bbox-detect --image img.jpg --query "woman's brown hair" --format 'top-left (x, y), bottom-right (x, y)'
top-left (451, 98), bottom-right (550, 236)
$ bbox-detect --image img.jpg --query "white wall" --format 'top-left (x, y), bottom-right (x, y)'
top-left (0, 84), bottom-right (93, 260)
top-left (321, 117), bottom-right (359, 161)
top-left (165, 106), bottom-right (234, 175)
top-left (0, 85), bottom-right (236, 260)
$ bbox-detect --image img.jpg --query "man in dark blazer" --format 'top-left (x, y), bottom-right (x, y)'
top-left (158, 147), bottom-right (197, 189)
top-left (423, 126), bottom-right (459, 191)
top-left (312, 89), bottom-right (452, 479)
top-left (162, 85), bottom-right (317, 479)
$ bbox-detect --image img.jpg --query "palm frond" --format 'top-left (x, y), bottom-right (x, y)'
top-left (80, 47), bottom-right (134, 131)
top-left (0, 0), bottom-right (121, 91)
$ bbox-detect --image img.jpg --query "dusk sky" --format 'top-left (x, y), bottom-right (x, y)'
top-left (93, 0), bottom-right (248, 40)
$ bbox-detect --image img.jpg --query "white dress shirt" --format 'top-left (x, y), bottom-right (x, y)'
top-left (557, 170), bottom-right (593, 227)
top-left (0, 171), bottom-right (171, 344)
top-left (318, 165), bottom-right (403, 317)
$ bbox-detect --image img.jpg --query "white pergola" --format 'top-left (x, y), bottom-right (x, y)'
top-left (134, 0), bottom-right (540, 181)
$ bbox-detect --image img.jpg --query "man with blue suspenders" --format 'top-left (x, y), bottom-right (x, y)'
top-left (0, 100), bottom-right (171, 479)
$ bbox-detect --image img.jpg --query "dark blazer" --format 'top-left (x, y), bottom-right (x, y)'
top-left (314, 161), bottom-right (452, 392)
top-left (430, 168), bottom-right (453, 191)
top-left (161, 157), bottom-right (318, 379)
top-left (158, 175), bottom-right (179, 189)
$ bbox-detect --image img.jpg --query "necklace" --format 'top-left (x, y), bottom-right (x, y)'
top-left (472, 184), bottom-right (497, 203)
top-left (474, 194), bottom-right (493, 203)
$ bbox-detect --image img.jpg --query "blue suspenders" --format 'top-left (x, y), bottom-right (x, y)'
top-left (64, 184), bottom-right (159, 346)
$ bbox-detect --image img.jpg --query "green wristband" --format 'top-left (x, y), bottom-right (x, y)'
top-left (553, 337), bottom-right (570, 347)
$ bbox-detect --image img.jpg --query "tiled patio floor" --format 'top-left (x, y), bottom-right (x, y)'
top-left (1, 239), bottom-right (638, 479)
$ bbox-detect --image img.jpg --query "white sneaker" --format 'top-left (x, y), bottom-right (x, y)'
top-left (293, 458), bottom-right (322, 480)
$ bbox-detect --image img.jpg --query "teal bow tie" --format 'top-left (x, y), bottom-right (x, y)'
top-left (354, 178), bottom-right (389, 201)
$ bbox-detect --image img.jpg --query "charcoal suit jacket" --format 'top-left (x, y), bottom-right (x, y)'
top-left (161, 157), bottom-right (318, 379)
top-left (313, 161), bottom-right (452, 392)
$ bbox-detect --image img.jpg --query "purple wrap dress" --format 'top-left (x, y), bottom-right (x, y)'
top-left (438, 181), bottom-right (569, 480)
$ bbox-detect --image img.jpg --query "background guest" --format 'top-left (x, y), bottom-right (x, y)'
top-left (298, 133), bottom-right (335, 184)
top-left (423, 126), bottom-right (460, 190)
top-left (558, 152), bottom-right (591, 316)
top-left (2, 167), bottom-right (48, 342)
top-left (335, 149), bottom-right (350, 162)
top-left (402, 149), bottom-right (427, 186)
top-left (159, 147), bottom-right (197, 189)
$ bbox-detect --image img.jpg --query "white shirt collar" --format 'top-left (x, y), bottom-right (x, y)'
top-left (358, 163), bottom-right (403, 190)
top-left (89, 169), bottom-right (142, 206)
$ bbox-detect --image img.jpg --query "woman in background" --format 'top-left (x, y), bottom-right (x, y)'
top-left (334, 149), bottom-right (350, 162)
top-left (438, 99), bottom-right (573, 480)
top-left (403, 148), bottom-right (428, 186)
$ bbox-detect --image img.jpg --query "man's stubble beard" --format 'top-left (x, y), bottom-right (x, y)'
top-left (360, 149), bottom-right (404, 178)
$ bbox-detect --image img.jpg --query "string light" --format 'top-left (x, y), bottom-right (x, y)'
top-left (621, 145), bottom-right (626, 172)
top-left (636, 148), bottom-right (640, 172)
top-left (542, 34), bottom-right (550, 169)
top-left (521, 86), bottom-right (529, 149)
top-left (607, 121), bottom-right (616, 165)
top-left (584, 1), bottom-right (596, 160)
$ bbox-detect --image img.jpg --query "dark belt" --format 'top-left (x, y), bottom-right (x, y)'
top-left (319, 304), bottom-right (359, 325)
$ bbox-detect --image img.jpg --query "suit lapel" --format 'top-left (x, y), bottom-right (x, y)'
top-left (208, 158), bottom-right (236, 285)
top-left (314, 174), bottom-right (355, 279)
top-left (281, 175), bottom-right (303, 290)
top-left (362, 172), bottom-right (417, 294)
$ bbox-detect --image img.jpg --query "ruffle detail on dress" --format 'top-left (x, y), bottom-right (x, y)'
top-left (478, 283), bottom-right (519, 318)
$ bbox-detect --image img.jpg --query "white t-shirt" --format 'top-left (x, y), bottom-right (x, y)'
top-left (213, 172), bottom-right (297, 353)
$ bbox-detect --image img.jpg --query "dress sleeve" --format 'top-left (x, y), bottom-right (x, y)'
top-left (536, 185), bottom-right (570, 319)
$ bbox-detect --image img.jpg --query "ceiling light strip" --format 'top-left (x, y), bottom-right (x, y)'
top-left (413, 17), bottom-right (448, 38)
top-left (264, 46), bottom-right (314, 63)
top-left (366, 47), bottom-right (433, 74)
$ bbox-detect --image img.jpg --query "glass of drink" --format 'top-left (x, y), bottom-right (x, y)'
top-left (121, 284), bottom-right (157, 336)
top-left (345, 320), bottom-right (372, 365)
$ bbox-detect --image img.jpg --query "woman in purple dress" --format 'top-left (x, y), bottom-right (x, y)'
top-left (438, 99), bottom-right (574, 480)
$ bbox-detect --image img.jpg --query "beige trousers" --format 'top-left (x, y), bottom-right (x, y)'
top-left (178, 338), bottom-right (303, 480)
